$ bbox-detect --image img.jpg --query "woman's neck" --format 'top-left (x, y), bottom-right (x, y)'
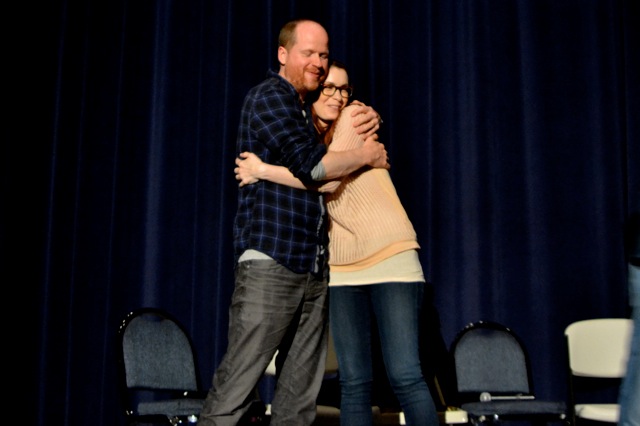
top-left (314, 120), bottom-right (329, 137)
top-left (312, 109), bottom-right (330, 138)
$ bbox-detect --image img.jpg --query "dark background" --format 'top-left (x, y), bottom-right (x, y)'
top-left (27, 1), bottom-right (638, 425)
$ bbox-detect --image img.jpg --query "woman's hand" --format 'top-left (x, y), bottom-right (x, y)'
top-left (235, 152), bottom-right (264, 187)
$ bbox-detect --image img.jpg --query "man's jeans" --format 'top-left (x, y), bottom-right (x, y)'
top-left (199, 259), bottom-right (328, 426)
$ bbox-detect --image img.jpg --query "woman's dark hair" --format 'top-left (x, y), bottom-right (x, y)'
top-left (329, 59), bottom-right (348, 73)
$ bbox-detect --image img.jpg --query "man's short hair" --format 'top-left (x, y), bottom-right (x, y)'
top-left (279, 19), bottom-right (324, 50)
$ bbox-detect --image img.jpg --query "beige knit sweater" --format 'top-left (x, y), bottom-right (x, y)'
top-left (326, 105), bottom-right (420, 272)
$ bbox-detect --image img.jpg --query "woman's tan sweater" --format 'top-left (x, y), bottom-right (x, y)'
top-left (325, 105), bottom-right (420, 273)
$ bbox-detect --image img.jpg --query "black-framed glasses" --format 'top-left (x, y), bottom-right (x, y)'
top-left (321, 84), bottom-right (353, 98)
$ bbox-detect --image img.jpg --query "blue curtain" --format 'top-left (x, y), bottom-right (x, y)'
top-left (33, 0), bottom-right (638, 424)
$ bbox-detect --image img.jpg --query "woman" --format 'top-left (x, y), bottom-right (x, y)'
top-left (235, 61), bottom-right (439, 426)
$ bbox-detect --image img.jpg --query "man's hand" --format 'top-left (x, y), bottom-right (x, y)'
top-left (361, 136), bottom-right (390, 169)
top-left (350, 100), bottom-right (382, 140)
top-left (235, 152), bottom-right (264, 187)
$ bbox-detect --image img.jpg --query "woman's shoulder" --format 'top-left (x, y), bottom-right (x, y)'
top-left (329, 105), bottom-right (362, 151)
top-left (335, 104), bottom-right (359, 129)
top-left (340, 104), bottom-right (359, 117)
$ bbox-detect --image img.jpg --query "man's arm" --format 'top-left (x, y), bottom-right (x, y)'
top-left (350, 101), bottom-right (382, 140)
top-left (320, 136), bottom-right (387, 179)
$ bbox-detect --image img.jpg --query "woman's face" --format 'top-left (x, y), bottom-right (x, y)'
top-left (313, 66), bottom-right (350, 128)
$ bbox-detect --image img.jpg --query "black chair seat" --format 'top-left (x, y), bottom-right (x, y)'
top-left (138, 398), bottom-right (205, 417)
top-left (461, 400), bottom-right (567, 416)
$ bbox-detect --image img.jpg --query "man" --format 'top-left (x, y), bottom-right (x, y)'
top-left (199, 19), bottom-right (388, 425)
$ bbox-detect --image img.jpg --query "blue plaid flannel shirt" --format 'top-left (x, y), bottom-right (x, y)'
top-left (233, 70), bottom-right (329, 275)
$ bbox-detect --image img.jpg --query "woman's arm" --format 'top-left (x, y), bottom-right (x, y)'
top-left (235, 152), bottom-right (340, 193)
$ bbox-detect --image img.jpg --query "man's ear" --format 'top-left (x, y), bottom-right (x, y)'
top-left (277, 46), bottom-right (287, 66)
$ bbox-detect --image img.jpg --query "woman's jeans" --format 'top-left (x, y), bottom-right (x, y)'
top-left (330, 282), bottom-right (438, 426)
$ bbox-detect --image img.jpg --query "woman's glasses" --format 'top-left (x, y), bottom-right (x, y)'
top-left (321, 84), bottom-right (353, 98)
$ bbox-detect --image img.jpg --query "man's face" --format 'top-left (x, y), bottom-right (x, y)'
top-left (278, 21), bottom-right (329, 97)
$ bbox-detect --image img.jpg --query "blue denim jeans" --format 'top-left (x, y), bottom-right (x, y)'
top-left (618, 262), bottom-right (639, 426)
top-left (200, 259), bottom-right (329, 426)
top-left (329, 282), bottom-right (438, 426)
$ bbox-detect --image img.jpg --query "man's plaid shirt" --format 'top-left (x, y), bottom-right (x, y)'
top-left (233, 70), bottom-right (329, 275)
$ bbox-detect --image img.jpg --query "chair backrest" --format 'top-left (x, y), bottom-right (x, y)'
top-left (564, 318), bottom-right (633, 378)
top-left (451, 321), bottom-right (532, 398)
top-left (119, 307), bottom-right (199, 391)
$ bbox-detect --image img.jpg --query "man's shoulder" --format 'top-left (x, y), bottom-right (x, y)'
top-left (245, 75), bottom-right (293, 108)
top-left (249, 71), bottom-right (287, 94)
top-left (247, 79), bottom-right (277, 98)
